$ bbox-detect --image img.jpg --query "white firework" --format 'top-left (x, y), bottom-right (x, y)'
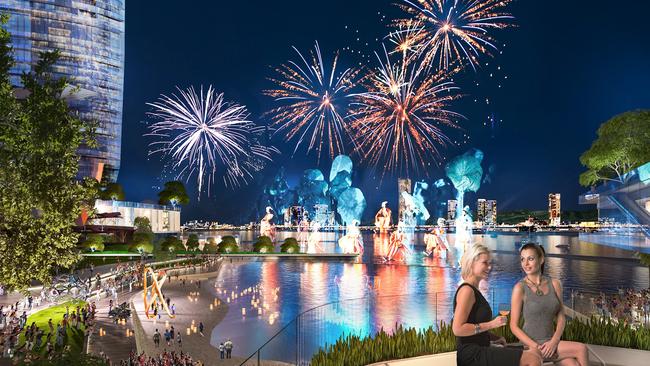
top-left (147, 85), bottom-right (276, 194)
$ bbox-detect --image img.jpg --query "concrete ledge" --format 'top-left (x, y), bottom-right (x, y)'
top-left (365, 345), bottom-right (650, 366)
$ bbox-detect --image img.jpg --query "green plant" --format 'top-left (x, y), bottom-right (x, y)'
top-left (129, 232), bottom-right (153, 253)
top-left (311, 323), bottom-right (456, 366)
top-left (81, 234), bottom-right (105, 252)
top-left (99, 182), bottom-right (124, 201)
top-left (253, 236), bottom-right (275, 253)
top-left (161, 236), bottom-right (182, 253)
top-left (185, 233), bottom-right (200, 251)
top-left (563, 316), bottom-right (650, 350)
top-left (217, 236), bottom-right (239, 253)
top-left (158, 180), bottom-right (189, 206)
top-left (281, 238), bottom-right (300, 253)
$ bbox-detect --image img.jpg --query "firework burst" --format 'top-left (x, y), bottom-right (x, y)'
top-left (147, 86), bottom-right (277, 194)
top-left (349, 47), bottom-right (464, 175)
top-left (395, 0), bottom-right (514, 71)
top-left (264, 41), bottom-right (362, 162)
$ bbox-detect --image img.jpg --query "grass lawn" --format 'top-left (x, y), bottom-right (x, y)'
top-left (19, 300), bottom-right (88, 355)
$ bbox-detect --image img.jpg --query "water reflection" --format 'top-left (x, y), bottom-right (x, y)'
top-left (203, 231), bottom-right (648, 360)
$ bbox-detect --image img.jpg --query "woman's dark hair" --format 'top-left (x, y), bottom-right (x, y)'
top-left (520, 242), bottom-right (545, 274)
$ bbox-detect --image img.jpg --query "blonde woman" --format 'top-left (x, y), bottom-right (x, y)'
top-left (510, 243), bottom-right (588, 366)
top-left (453, 244), bottom-right (542, 366)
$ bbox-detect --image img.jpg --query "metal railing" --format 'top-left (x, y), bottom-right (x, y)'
top-left (238, 287), bottom-right (524, 366)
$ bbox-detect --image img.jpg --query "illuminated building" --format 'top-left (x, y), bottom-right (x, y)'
top-left (1, 0), bottom-right (126, 182)
top-left (447, 199), bottom-right (457, 221)
top-left (486, 199), bottom-right (497, 226)
top-left (548, 193), bottom-right (561, 226)
top-left (92, 200), bottom-right (180, 234)
top-left (477, 199), bottom-right (487, 223)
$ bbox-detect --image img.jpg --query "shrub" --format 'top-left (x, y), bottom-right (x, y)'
top-left (217, 236), bottom-right (239, 253)
top-left (203, 241), bottom-right (218, 254)
top-left (185, 233), bottom-right (200, 251)
top-left (281, 238), bottom-right (300, 253)
top-left (82, 234), bottom-right (105, 252)
top-left (311, 323), bottom-right (455, 366)
top-left (161, 236), bottom-right (182, 253)
top-left (129, 232), bottom-right (153, 254)
top-left (253, 236), bottom-right (275, 253)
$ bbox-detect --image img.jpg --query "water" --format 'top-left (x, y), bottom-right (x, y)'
top-left (195, 230), bottom-right (648, 361)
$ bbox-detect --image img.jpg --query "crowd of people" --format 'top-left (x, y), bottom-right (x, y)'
top-left (120, 349), bottom-right (199, 366)
top-left (587, 288), bottom-right (650, 326)
top-left (0, 301), bottom-right (96, 362)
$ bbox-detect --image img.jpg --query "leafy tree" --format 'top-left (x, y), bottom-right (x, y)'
top-left (161, 236), bottom-right (182, 253)
top-left (133, 216), bottom-right (152, 233)
top-left (185, 233), bottom-right (200, 251)
top-left (82, 234), bottom-right (105, 252)
top-left (253, 236), bottom-right (275, 253)
top-left (158, 181), bottom-right (189, 206)
top-left (217, 235), bottom-right (239, 253)
top-left (281, 238), bottom-right (300, 253)
top-left (99, 182), bottom-right (125, 201)
top-left (0, 16), bottom-right (98, 291)
top-left (129, 232), bottom-right (153, 254)
top-left (579, 110), bottom-right (650, 187)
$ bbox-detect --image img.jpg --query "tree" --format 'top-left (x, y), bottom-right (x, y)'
top-left (253, 236), bottom-right (275, 253)
top-left (161, 236), bottom-right (182, 253)
top-left (133, 216), bottom-right (152, 233)
top-left (99, 182), bottom-right (125, 201)
top-left (185, 233), bottom-right (200, 251)
top-left (129, 232), bottom-right (153, 254)
top-left (0, 16), bottom-right (98, 291)
top-left (280, 238), bottom-right (300, 253)
top-left (217, 236), bottom-right (239, 253)
top-left (82, 234), bottom-right (105, 252)
top-left (158, 181), bottom-right (189, 206)
top-left (579, 110), bottom-right (650, 187)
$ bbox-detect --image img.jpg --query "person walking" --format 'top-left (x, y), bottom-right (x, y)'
top-left (199, 321), bottom-right (204, 336)
top-left (177, 332), bottom-right (182, 348)
top-left (153, 329), bottom-right (161, 348)
top-left (219, 342), bottom-right (225, 359)
top-left (225, 338), bottom-right (233, 359)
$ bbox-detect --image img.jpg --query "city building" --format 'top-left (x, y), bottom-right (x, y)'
top-left (548, 193), bottom-right (561, 226)
top-left (486, 199), bottom-right (497, 226)
top-left (447, 199), bottom-right (458, 221)
top-left (579, 161), bottom-right (650, 252)
top-left (92, 200), bottom-right (181, 234)
top-left (477, 199), bottom-right (487, 223)
top-left (1, 0), bottom-right (126, 182)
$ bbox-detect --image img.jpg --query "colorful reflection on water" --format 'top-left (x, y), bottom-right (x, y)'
top-left (202, 231), bottom-right (648, 361)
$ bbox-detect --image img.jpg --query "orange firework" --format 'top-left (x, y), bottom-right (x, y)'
top-left (394, 0), bottom-right (514, 71)
top-left (349, 47), bottom-right (464, 176)
top-left (264, 41), bottom-right (363, 162)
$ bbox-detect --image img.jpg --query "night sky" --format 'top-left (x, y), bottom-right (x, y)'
top-left (117, 0), bottom-right (650, 223)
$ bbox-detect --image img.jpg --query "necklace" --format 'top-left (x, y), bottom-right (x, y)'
top-left (525, 276), bottom-right (544, 296)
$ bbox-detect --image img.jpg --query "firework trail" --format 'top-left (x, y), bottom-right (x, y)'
top-left (349, 47), bottom-right (464, 176)
top-left (264, 41), bottom-right (362, 162)
top-left (394, 0), bottom-right (514, 71)
top-left (146, 86), bottom-right (277, 194)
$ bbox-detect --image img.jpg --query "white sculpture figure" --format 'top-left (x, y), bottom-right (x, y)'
top-left (297, 212), bottom-right (310, 251)
top-left (260, 206), bottom-right (276, 241)
top-left (307, 221), bottom-right (323, 253)
top-left (399, 191), bottom-right (417, 228)
top-left (383, 222), bottom-right (411, 262)
top-left (338, 219), bottom-right (364, 254)
top-left (374, 201), bottom-right (392, 232)
top-left (455, 205), bottom-right (473, 265)
top-left (424, 217), bottom-right (449, 258)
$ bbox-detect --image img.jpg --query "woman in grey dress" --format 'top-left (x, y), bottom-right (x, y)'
top-left (510, 243), bottom-right (588, 366)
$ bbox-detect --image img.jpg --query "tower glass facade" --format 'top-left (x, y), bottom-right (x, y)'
top-left (1, 0), bottom-right (125, 181)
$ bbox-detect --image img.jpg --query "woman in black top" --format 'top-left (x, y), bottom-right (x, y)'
top-left (453, 244), bottom-right (542, 366)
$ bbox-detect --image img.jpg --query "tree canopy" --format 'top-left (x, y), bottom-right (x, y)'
top-left (158, 181), bottom-right (189, 206)
top-left (0, 16), bottom-right (98, 291)
top-left (579, 110), bottom-right (650, 187)
top-left (99, 182), bottom-right (125, 201)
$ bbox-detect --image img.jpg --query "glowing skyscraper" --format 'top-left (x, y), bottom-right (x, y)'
top-left (1, 0), bottom-right (125, 181)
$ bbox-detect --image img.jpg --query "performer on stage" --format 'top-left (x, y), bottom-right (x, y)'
top-left (383, 223), bottom-right (410, 262)
top-left (297, 212), bottom-right (310, 251)
top-left (338, 220), bottom-right (364, 254)
top-left (374, 201), bottom-right (392, 233)
top-left (260, 206), bottom-right (276, 241)
top-left (424, 218), bottom-right (449, 257)
top-left (307, 221), bottom-right (323, 253)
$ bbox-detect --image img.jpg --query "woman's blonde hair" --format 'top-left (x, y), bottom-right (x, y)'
top-left (460, 244), bottom-right (490, 280)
